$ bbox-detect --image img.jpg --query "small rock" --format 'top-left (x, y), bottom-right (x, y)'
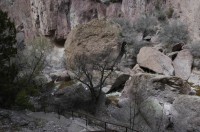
top-left (143, 36), bottom-right (151, 41)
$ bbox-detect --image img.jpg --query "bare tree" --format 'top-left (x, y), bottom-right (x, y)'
top-left (68, 49), bottom-right (119, 103)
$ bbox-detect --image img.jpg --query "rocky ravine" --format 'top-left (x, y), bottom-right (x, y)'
top-left (1, 0), bottom-right (200, 45)
top-left (1, 0), bottom-right (200, 132)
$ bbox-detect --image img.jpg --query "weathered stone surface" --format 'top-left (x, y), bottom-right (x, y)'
top-left (173, 96), bottom-right (200, 132)
top-left (193, 58), bottom-right (200, 69)
top-left (65, 19), bottom-right (122, 67)
top-left (0, 0), bottom-right (33, 39)
top-left (0, 0), bottom-right (107, 42)
top-left (173, 49), bottom-right (193, 80)
top-left (1, 0), bottom-right (200, 42)
top-left (70, 0), bottom-right (106, 28)
top-left (122, 0), bottom-right (147, 22)
top-left (30, 0), bottom-right (71, 41)
top-left (106, 3), bottom-right (122, 18)
top-left (120, 73), bottom-right (196, 132)
top-left (137, 47), bottom-right (174, 76)
top-left (188, 70), bottom-right (200, 86)
top-left (107, 74), bottom-right (130, 94)
top-left (131, 64), bottom-right (144, 75)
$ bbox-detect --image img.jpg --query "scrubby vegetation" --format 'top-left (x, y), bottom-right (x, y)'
top-left (112, 18), bottom-right (136, 44)
top-left (112, 7), bottom-right (190, 60)
top-left (156, 10), bottom-right (167, 22)
top-left (134, 15), bottom-right (158, 39)
top-left (159, 21), bottom-right (189, 49)
top-left (68, 48), bottom-right (117, 104)
top-left (14, 37), bottom-right (53, 109)
top-left (0, 10), bottom-right (52, 109)
top-left (16, 37), bottom-right (52, 88)
top-left (189, 41), bottom-right (200, 58)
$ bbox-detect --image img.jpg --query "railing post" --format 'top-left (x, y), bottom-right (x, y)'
top-left (72, 111), bottom-right (74, 120)
top-left (86, 115), bottom-right (88, 126)
top-left (105, 122), bottom-right (107, 132)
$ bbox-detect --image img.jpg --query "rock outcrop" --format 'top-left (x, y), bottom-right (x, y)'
top-left (137, 47), bottom-right (174, 76)
top-left (173, 49), bottom-right (193, 80)
top-left (64, 19), bottom-right (122, 67)
top-left (1, 0), bottom-right (200, 42)
top-left (0, 0), bottom-right (123, 44)
top-left (120, 73), bottom-right (197, 132)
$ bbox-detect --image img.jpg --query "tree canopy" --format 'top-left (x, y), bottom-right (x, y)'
top-left (0, 10), bottom-right (18, 108)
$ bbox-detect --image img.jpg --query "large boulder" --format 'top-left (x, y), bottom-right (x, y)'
top-left (120, 73), bottom-right (198, 132)
top-left (65, 19), bottom-right (122, 67)
top-left (173, 49), bottom-right (193, 80)
top-left (137, 47), bottom-right (174, 76)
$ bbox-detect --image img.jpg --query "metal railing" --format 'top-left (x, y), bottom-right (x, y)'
top-left (40, 103), bottom-right (139, 132)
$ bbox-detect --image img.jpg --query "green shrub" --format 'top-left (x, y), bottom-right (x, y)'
top-left (0, 10), bottom-right (18, 108)
top-left (15, 90), bottom-right (33, 109)
top-left (159, 21), bottom-right (189, 49)
top-left (0, 10), bottom-right (51, 109)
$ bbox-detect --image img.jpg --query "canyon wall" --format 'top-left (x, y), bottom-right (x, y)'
top-left (1, 0), bottom-right (200, 44)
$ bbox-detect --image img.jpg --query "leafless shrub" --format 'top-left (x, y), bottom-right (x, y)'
top-left (68, 48), bottom-right (118, 103)
top-left (134, 15), bottom-right (158, 39)
top-left (111, 18), bottom-right (137, 45)
top-left (159, 21), bottom-right (189, 47)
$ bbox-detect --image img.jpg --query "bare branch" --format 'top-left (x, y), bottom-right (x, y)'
top-left (69, 48), bottom-right (118, 103)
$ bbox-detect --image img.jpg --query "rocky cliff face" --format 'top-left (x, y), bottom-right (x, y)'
top-left (1, 0), bottom-right (200, 44)
top-left (0, 0), bottom-right (196, 45)
top-left (0, 0), bottom-right (121, 45)
top-left (122, 0), bottom-right (200, 40)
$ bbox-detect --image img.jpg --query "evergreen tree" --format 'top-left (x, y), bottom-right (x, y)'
top-left (0, 10), bottom-right (18, 108)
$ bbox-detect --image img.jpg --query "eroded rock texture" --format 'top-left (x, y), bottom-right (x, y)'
top-left (64, 19), bottom-right (122, 67)
top-left (121, 73), bottom-right (197, 132)
top-left (173, 49), bottom-right (193, 80)
top-left (137, 47), bottom-right (174, 76)
top-left (1, 0), bottom-right (200, 42)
